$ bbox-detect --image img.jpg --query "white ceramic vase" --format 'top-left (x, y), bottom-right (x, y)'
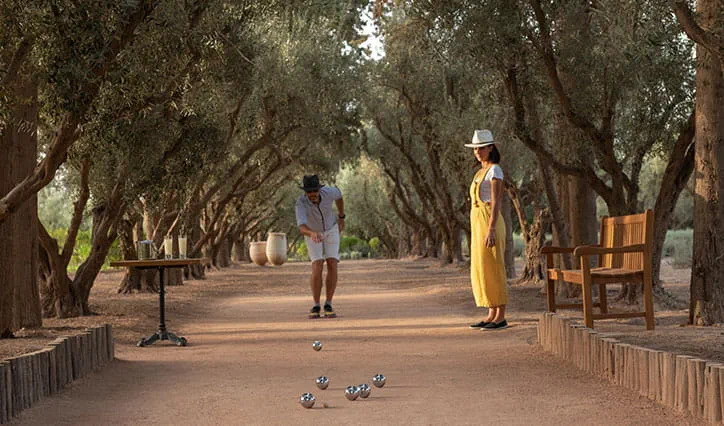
top-left (266, 232), bottom-right (287, 266)
top-left (249, 241), bottom-right (268, 266)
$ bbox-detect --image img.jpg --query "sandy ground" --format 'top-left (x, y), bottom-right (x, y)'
top-left (6, 259), bottom-right (703, 425)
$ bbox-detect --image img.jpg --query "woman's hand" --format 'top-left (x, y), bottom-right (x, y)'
top-left (338, 218), bottom-right (345, 233)
top-left (311, 232), bottom-right (324, 243)
top-left (485, 229), bottom-right (496, 248)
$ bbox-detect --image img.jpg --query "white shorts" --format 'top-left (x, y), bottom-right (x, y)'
top-left (305, 225), bottom-right (340, 262)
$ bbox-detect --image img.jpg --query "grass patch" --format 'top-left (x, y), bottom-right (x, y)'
top-left (513, 233), bottom-right (524, 258)
top-left (664, 229), bottom-right (692, 268)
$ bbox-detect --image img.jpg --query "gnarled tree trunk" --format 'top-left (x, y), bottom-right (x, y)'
top-left (567, 173), bottom-right (598, 296)
top-left (232, 233), bottom-right (246, 262)
top-left (71, 181), bottom-right (126, 314)
top-left (518, 210), bottom-right (548, 284)
top-left (689, 0), bottom-right (724, 325)
top-left (651, 112), bottom-right (695, 301)
top-left (506, 181), bottom-right (548, 284)
top-left (568, 176), bottom-right (598, 253)
top-left (0, 72), bottom-right (42, 335)
top-left (187, 220), bottom-right (207, 279)
top-left (38, 226), bottom-right (80, 317)
top-left (541, 165), bottom-right (576, 297)
top-left (502, 193), bottom-right (516, 278)
top-left (37, 158), bottom-right (92, 315)
top-left (214, 233), bottom-right (233, 268)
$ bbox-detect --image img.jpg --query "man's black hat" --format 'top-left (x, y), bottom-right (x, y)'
top-left (300, 175), bottom-right (323, 191)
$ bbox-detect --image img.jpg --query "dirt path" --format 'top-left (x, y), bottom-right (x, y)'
top-left (10, 260), bottom-right (695, 425)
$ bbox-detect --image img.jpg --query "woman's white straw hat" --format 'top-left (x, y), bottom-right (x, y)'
top-left (465, 129), bottom-right (495, 148)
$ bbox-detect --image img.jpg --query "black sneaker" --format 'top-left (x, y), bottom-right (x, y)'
top-left (309, 305), bottom-right (321, 319)
top-left (469, 320), bottom-right (489, 329)
top-left (323, 304), bottom-right (336, 318)
top-left (482, 320), bottom-right (508, 330)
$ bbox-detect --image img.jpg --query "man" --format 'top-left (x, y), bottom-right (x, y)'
top-left (295, 175), bottom-right (345, 318)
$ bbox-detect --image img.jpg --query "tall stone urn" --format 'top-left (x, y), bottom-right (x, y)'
top-left (265, 232), bottom-right (288, 266)
top-left (249, 241), bottom-right (268, 266)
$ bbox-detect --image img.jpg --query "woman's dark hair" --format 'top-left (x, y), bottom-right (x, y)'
top-left (489, 145), bottom-right (501, 164)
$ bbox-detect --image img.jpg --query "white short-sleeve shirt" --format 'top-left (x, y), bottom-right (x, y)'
top-left (295, 186), bottom-right (343, 233)
top-left (478, 165), bottom-right (504, 202)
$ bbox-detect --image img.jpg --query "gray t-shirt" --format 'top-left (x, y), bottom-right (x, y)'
top-left (295, 186), bottom-right (343, 233)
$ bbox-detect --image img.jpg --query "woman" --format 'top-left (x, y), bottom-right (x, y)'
top-left (466, 129), bottom-right (508, 330)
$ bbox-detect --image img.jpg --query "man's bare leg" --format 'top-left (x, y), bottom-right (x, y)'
top-left (325, 258), bottom-right (338, 302)
top-left (311, 260), bottom-right (324, 303)
top-left (323, 258), bottom-right (338, 317)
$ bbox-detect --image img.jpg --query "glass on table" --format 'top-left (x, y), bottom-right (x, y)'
top-left (178, 235), bottom-right (188, 259)
top-left (164, 236), bottom-right (174, 259)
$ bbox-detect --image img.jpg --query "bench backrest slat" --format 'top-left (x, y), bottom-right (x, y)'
top-left (598, 210), bottom-right (653, 270)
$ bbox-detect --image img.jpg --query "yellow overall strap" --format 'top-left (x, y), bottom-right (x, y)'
top-left (473, 165), bottom-right (493, 208)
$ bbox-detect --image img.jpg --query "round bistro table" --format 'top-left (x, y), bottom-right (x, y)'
top-left (110, 258), bottom-right (203, 347)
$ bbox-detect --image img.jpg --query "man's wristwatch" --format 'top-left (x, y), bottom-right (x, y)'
top-left (338, 214), bottom-right (346, 219)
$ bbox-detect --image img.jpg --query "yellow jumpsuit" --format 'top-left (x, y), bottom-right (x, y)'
top-left (469, 165), bottom-right (508, 307)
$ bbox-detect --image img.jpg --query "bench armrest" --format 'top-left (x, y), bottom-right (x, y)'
top-left (573, 244), bottom-right (646, 257)
top-left (540, 246), bottom-right (574, 254)
top-left (541, 244), bottom-right (601, 255)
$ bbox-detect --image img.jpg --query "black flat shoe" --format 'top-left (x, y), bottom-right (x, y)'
top-left (323, 304), bottom-right (336, 318)
top-left (308, 305), bottom-right (321, 319)
top-left (482, 320), bottom-right (508, 330)
top-left (469, 320), bottom-right (490, 329)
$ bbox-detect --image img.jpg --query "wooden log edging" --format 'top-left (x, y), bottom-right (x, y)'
top-left (0, 325), bottom-right (115, 425)
top-left (537, 313), bottom-right (724, 423)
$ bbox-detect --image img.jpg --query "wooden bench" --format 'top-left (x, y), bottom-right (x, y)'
top-left (541, 209), bottom-right (655, 330)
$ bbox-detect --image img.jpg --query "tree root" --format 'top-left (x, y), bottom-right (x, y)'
top-left (611, 283), bottom-right (685, 309)
top-left (653, 285), bottom-right (686, 309)
top-left (613, 284), bottom-right (627, 303)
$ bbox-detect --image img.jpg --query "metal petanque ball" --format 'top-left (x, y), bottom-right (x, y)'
top-left (300, 392), bottom-right (316, 409)
top-left (372, 374), bottom-right (386, 388)
top-left (344, 385), bottom-right (361, 401)
top-left (316, 376), bottom-right (329, 390)
top-left (358, 383), bottom-right (371, 398)
top-left (312, 341), bottom-right (323, 351)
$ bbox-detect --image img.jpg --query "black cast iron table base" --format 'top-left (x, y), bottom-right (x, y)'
top-left (135, 265), bottom-right (187, 347)
top-left (137, 328), bottom-right (187, 347)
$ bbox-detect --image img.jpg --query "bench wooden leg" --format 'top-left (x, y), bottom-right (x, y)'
top-left (598, 283), bottom-right (608, 314)
top-left (546, 278), bottom-right (556, 312)
top-left (581, 257), bottom-right (594, 329)
top-left (545, 253), bottom-right (556, 312)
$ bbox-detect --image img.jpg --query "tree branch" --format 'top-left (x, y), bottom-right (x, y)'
top-left (503, 66), bottom-right (615, 205)
top-left (61, 157), bottom-right (91, 266)
top-left (673, 1), bottom-right (724, 63)
top-left (527, 0), bottom-right (635, 198)
top-left (0, 1), bottom-right (159, 224)
top-left (1, 36), bottom-right (34, 88)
